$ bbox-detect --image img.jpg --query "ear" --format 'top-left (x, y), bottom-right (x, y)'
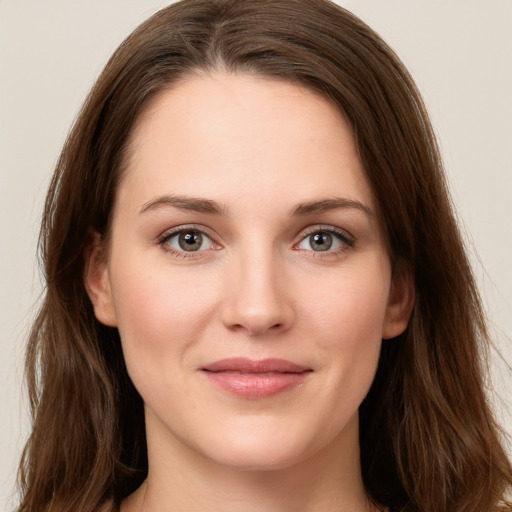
top-left (382, 265), bottom-right (415, 340)
top-left (84, 233), bottom-right (118, 327)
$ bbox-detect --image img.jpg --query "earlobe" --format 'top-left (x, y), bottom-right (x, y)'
top-left (84, 233), bottom-right (118, 327)
top-left (382, 266), bottom-right (415, 340)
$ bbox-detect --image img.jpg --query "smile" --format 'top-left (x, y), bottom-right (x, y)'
top-left (201, 358), bottom-right (313, 399)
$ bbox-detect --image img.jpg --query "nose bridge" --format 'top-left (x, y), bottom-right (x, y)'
top-left (221, 240), bottom-right (293, 336)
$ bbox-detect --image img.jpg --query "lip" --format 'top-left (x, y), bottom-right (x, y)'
top-left (201, 357), bottom-right (312, 399)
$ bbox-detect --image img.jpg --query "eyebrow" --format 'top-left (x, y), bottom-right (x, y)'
top-left (290, 197), bottom-right (373, 217)
top-left (139, 195), bottom-right (228, 215)
top-left (139, 194), bottom-right (373, 218)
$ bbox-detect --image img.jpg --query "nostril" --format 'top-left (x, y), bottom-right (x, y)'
top-left (228, 320), bottom-right (285, 336)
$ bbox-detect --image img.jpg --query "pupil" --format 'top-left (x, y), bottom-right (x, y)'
top-left (312, 232), bottom-right (332, 251)
top-left (179, 231), bottom-right (202, 251)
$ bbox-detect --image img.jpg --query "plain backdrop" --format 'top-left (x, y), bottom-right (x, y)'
top-left (1, 1), bottom-right (511, 509)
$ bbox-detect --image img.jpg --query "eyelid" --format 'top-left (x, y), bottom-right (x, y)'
top-left (156, 223), bottom-right (355, 259)
top-left (157, 224), bottom-right (222, 255)
top-left (294, 225), bottom-right (355, 253)
top-left (298, 224), bottom-right (354, 242)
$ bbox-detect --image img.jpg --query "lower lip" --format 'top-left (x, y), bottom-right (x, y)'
top-left (203, 371), bottom-right (310, 399)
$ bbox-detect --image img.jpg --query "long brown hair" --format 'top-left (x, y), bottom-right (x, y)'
top-left (18, 1), bottom-right (512, 510)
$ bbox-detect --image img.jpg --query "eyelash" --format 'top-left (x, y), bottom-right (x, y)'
top-left (157, 224), bottom-right (355, 260)
top-left (158, 225), bottom-right (219, 259)
top-left (294, 226), bottom-right (355, 258)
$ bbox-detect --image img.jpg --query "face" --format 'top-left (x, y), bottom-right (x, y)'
top-left (88, 73), bottom-right (412, 472)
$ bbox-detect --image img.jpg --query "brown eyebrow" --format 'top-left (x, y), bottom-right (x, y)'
top-left (139, 194), bottom-right (228, 215)
top-left (290, 197), bottom-right (373, 217)
top-left (139, 194), bottom-right (372, 218)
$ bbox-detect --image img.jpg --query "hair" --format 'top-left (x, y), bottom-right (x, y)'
top-left (18, 0), bottom-right (512, 511)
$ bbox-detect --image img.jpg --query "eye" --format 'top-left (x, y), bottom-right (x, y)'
top-left (160, 228), bottom-right (215, 253)
top-left (296, 228), bottom-right (354, 253)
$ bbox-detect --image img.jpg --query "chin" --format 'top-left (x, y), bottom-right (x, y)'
top-left (191, 416), bottom-right (340, 473)
top-left (207, 442), bottom-right (308, 472)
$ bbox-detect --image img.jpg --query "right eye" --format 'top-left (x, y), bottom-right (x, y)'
top-left (159, 228), bottom-right (217, 254)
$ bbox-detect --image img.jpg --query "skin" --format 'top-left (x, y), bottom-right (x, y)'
top-left (87, 73), bottom-right (413, 511)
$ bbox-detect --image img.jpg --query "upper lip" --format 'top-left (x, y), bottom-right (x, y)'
top-left (201, 357), bottom-right (311, 374)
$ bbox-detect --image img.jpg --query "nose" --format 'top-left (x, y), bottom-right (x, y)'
top-left (220, 247), bottom-right (294, 336)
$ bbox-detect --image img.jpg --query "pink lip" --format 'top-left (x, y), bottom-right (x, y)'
top-left (201, 358), bottom-right (312, 399)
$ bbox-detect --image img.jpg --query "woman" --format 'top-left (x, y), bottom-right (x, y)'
top-left (17, 0), bottom-right (512, 511)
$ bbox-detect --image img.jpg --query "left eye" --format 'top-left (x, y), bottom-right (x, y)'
top-left (163, 229), bottom-right (214, 252)
top-left (297, 230), bottom-right (347, 252)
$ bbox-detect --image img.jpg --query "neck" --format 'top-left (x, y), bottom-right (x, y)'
top-left (123, 410), bottom-right (375, 512)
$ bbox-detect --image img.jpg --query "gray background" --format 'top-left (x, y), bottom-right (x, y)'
top-left (1, 1), bottom-right (511, 509)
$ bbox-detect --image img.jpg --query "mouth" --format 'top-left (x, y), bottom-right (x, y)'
top-left (201, 358), bottom-right (313, 399)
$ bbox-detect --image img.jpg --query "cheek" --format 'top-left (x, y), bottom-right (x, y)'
top-left (309, 264), bottom-right (391, 347)
top-left (108, 258), bottom-right (219, 375)
top-left (304, 261), bottom-right (391, 395)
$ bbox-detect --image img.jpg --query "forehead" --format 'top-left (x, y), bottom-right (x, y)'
top-left (118, 72), bottom-right (375, 216)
